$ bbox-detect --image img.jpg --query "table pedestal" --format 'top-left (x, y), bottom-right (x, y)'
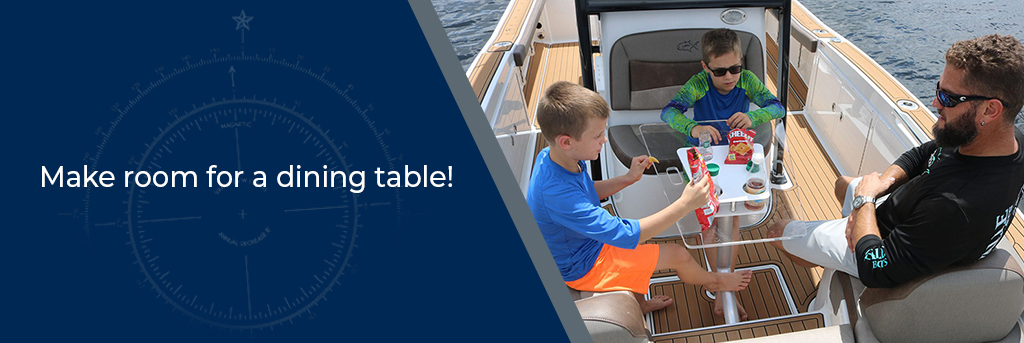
top-left (714, 216), bottom-right (740, 324)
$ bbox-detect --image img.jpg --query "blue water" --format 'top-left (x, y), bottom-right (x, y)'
top-left (432, 0), bottom-right (1024, 210)
top-left (431, 0), bottom-right (1023, 127)
top-left (799, 0), bottom-right (1024, 126)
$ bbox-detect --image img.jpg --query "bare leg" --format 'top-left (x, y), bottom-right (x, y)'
top-left (656, 244), bottom-right (752, 292)
top-left (635, 292), bottom-right (673, 314)
top-left (767, 219), bottom-right (821, 268)
top-left (708, 219), bottom-right (747, 320)
top-left (834, 176), bottom-right (855, 204)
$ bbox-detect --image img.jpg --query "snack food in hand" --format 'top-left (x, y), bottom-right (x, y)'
top-left (648, 156), bottom-right (660, 164)
top-left (686, 148), bottom-right (719, 231)
top-left (725, 128), bottom-right (756, 164)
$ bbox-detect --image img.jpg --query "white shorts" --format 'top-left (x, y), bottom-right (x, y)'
top-left (779, 177), bottom-right (890, 277)
top-left (780, 218), bottom-right (860, 277)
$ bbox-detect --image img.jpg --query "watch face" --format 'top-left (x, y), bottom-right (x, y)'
top-left (853, 196), bottom-right (865, 209)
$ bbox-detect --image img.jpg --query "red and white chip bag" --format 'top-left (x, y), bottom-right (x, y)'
top-left (686, 148), bottom-right (719, 231)
top-left (725, 128), bottom-right (756, 164)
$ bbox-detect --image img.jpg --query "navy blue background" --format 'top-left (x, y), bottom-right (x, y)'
top-left (3, 1), bottom-right (567, 341)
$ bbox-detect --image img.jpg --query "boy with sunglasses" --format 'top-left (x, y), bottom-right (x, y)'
top-left (661, 28), bottom-right (785, 145)
top-left (768, 34), bottom-right (1024, 289)
top-left (661, 28), bottom-right (785, 319)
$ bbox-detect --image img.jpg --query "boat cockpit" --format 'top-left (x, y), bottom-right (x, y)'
top-left (467, 0), bottom-right (1024, 341)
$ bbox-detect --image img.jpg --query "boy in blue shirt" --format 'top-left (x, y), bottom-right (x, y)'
top-left (528, 81), bottom-right (752, 313)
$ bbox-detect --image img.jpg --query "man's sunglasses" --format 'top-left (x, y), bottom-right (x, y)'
top-left (935, 81), bottom-right (1008, 108)
top-left (709, 65), bottom-right (743, 77)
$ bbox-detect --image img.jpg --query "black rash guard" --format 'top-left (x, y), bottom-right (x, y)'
top-left (855, 129), bottom-right (1024, 288)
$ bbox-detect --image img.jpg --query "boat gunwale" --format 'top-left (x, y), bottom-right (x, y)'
top-left (585, 0), bottom-right (789, 14)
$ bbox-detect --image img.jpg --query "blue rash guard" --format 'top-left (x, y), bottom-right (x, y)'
top-left (526, 147), bottom-right (642, 281)
top-left (661, 70), bottom-right (785, 146)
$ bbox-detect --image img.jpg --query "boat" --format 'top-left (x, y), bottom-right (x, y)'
top-left (463, 0), bottom-right (1024, 341)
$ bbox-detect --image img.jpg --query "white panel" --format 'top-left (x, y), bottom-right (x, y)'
top-left (805, 57), bottom-right (841, 139)
top-left (862, 111), bottom-right (914, 174)
top-left (492, 68), bottom-right (530, 136)
top-left (542, 0), bottom-right (579, 43)
top-left (831, 84), bottom-right (871, 175)
top-left (495, 130), bottom-right (537, 188)
top-left (481, 56), bottom-right (514, 125)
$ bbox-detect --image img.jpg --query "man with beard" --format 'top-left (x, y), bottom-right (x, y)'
top-left (766, 34), bottom-right (1024, 288)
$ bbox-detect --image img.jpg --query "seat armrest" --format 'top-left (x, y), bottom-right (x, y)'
top-left (857, 248), bottom-right (1024, 343)
top-left (575, 291), bottom-right (650, 343)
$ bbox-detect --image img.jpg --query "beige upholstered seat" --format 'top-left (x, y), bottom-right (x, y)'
top-left (569, 287), bottom-right (651, 343)
top-left (852, 246), bottom-right (1024, 343)
top-left (608, 29), bottom-right (765, 111)
top-left (605, 29), bottom-right (773, 176)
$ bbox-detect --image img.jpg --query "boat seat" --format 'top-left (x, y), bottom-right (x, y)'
top-left (605, 28), bottom-right (774, 174)
top-left (846, 246), bottom-right (1024, 343)
top-left (569, 287), bottom-right (651, 343)
top-left (607, 121), bottom-right (773, 175)
top-left (609, 29), bottom-right (764, 111)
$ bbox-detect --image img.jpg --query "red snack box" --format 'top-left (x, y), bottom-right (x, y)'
top-left (687, 148), bottom-right (719, 231)
top-left (725, 128), bottom-right (756, 164)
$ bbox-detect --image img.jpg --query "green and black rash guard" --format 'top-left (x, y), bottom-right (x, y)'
top-left (855, 130), bottom-right (1024, 288)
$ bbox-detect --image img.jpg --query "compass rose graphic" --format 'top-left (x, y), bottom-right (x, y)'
top-left (232, 10), bottom-right (253, 43)
top-left (82, 8), bottom-right (401, 331)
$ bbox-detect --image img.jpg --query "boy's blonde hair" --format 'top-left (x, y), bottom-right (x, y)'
top-left (701, 29), bottom-right (742, 64)
top-left (536, 81), bottom-right (609, 144)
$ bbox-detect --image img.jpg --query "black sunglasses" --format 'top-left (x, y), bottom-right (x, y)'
top-left (935, 81), bottom-right (1008, 108)
top-left (709, 65), bottom-right (742, 77)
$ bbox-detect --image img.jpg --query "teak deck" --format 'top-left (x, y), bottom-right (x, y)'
top-left (524, 42), bottom-right (583, 126)
top-left (494, 7), bottom-right (1024, 340)
top-left (652, 313), bottom-right (826, 343)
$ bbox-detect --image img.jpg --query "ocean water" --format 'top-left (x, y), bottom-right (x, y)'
top-left (430, 0), bottom-right (511, 67)
top-left (432, 0), bottom-right (1024, 207)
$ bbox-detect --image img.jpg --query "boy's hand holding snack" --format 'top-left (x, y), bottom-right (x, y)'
top-left (686, 148), bottom-right (720, 231)
top-left (680, 174), bottom-right (711, 211)
top-left (626, 155), bottom-right (654, 183)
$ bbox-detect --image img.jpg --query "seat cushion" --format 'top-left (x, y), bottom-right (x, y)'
top-left (607, 122), bottom-right (774, 175)
top-left (609, 29), bottom-right (764, 110)
top-left (570, 288), bottom-right (650, 343)
top-left (608, 124), bottom-right (689, 175)
top-left (858, 247), bottom-right (1024, 343)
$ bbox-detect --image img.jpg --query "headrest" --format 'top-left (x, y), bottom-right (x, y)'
top-left (609, 29), bottom-right (764, 110)
top-left (860, 248), bottom-right (1024, 343)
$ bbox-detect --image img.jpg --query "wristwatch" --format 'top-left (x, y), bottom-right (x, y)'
top-left (852, 195), bottom-right (876, 210)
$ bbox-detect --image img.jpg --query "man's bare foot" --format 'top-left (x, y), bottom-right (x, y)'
top-left (714, 296), bottom-right (749, 321)
top-left (641, 295), bottom-right (674, 313)
top-left (706, 270), bottom-right (752, 292)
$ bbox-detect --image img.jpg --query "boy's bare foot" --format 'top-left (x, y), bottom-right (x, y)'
top-left (641, 295), bottom-right (674, 313)
top-left (706, 270), bottom-right (752, 292)
top-left (714, 296), bottom-right (749, 321)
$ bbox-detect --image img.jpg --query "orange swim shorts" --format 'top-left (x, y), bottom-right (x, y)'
top-left (565, 243), bottom-right (660, 294)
